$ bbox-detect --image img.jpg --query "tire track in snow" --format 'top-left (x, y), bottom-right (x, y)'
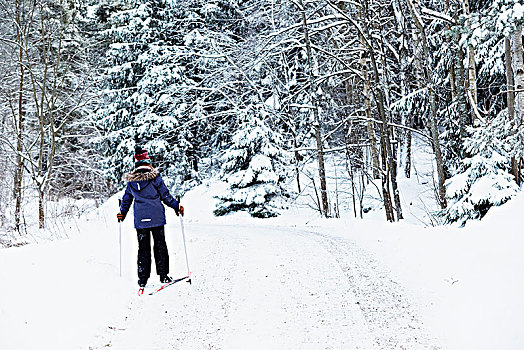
top-left (308, 230), bottom-right (440, 350)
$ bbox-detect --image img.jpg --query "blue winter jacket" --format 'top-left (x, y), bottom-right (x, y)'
top-left (119, 167), bottom-right (179, 229)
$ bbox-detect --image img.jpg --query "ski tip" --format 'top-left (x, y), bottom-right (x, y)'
top-left (138, 288), bottom-right (145, 296)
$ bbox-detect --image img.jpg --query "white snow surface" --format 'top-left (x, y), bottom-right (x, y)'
top-left (1, 179), bottom-right (524, 349)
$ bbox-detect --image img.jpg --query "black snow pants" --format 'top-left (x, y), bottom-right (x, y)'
top-left (136, 225), bottom-right (169, 280)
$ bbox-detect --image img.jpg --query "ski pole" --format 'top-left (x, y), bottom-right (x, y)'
top-left (118, 198), bottom-right (122, 278)
top-left (177, 196), bottom-right (191, 284)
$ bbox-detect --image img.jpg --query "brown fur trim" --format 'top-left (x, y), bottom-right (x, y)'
top-left (125, 167), bottom-right (159, 182)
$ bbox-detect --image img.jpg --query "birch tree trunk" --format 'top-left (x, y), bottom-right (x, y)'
top-left (14, 0), bottom-right (25, 234)
top-left (513, 24), bottom-right (524, 124)
top-left (512, 24), bottom-right (524, 185)
top-left (298, 0), bottom-right (329, 217)
top-left (393, 0), bottom-right (412, 178)
top-left (463, 0), bottom-right (478, 124)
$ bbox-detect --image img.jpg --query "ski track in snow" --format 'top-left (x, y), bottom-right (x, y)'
top-left (307, 230), bottom-right (440, 350)
top-left (92, 223), bottom-right (439, 350)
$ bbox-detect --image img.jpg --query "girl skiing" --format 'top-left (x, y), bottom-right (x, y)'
top-left (117, 146), bottom-right (184, 287)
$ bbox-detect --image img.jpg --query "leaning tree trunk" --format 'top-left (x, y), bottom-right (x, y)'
top-left (298, 0), bottom-right (329, 217)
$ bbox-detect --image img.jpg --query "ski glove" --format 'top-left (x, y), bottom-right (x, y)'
top-left (117, 212), bottom-right (126, 222)
top-left (175, 205), bottom-right (184, 217)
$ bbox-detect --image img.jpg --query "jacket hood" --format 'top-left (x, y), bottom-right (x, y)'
top-left (125, 167), bottom-right (159, 183)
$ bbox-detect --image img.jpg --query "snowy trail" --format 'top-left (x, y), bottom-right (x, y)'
top-left (94, 222), bottom-right (439, 350)
top-left (312, 232), bottom-right (439, 349)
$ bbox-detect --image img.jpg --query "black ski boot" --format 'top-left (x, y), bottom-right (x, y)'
top-left (138, 278), bottom-right (148, 288)
top-left (160, 275), bottom-right (173, 283)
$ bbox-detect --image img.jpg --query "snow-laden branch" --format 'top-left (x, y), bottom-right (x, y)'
top-left (289, 142), bottom-right (399, 153)
top-left (324, 1), bottom-right (373, 50)
top-left (406, 0), bottom-right (425, 31)
top-left (468, 90), bottom-right (486, 124)
top-left (421, 7), bottom-right (455, 24)
top-left (267, 14), bottom-right (347, 39)
top-left (345, 114), bottom-right (433, 141)
top-left (390, 88), bottom-right (427, 109)
top-left (289, 103), bottom-right (316, 109)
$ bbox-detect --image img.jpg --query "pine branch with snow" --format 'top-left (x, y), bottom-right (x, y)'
top-left (214, 106), bottom-right (290, 218)
top-left (442, 114), bottom-right (520, 226)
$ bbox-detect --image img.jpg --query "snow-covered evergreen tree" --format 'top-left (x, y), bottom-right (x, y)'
top-left (442, 115), bottom-right (520, 225)
top-left (214, 106), bottom-right (290, 218)
top-left (95, 0), bottom-right (242, 192)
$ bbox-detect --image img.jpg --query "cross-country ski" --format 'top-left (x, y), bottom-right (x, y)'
top-left (148, 275), bottom-right (191, 296)
top-left (1, 1), bottom-right (524, 350)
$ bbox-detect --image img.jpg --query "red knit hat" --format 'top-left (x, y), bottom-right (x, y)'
top-left (134, 146), bottom-right (151, 168)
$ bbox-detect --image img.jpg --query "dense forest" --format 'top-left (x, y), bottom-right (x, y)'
top-left (0, 0), bottom-right (523, 234)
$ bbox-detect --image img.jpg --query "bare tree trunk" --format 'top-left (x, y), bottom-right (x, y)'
top-left (445, 1), bottom-right (458, 102)
top-left (398, 25), bottom-right (412, 178)
top-left (506, 37), bottom-right (519, 183)
top-left (513, 24), bottom-right (524, 185)
top-left (377, 22), bottom-right (404, 220)
top-left (449, 65), bottom-right (458, 101)
top-left (358, 1), bottom-right (400, 221)
top-left (462, 0), bottom-right (478, 123)
top-left (456, 38), bottom-right (468, 137)
top-left (294, 137), bottom-right (302, 192)
top-left (14, 0), bottom-right (25, 234)
top-left (361, 55), bottom-right (380, 179)
top-left (393, 0), bottom-right (415, 179)
top-left (407, 0), bottom-right (447, 209)
top-left (506, 37), bottom-right (516, 121)
top-left (404, 126), bottom-right (412, 178)
top-left (380, 135), bottom-right (394, 221)
top-left (349, 162), bottom-right (357, 218)
top-left (298, 0), bottom-right (329, 217)
top-left (513, 24), bottom-right (524, 124)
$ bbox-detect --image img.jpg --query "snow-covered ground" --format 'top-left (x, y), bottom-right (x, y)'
top-left (1, 176), bottom-right (523, 349)
top-left (1, 136), bottom-right (523, 349)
